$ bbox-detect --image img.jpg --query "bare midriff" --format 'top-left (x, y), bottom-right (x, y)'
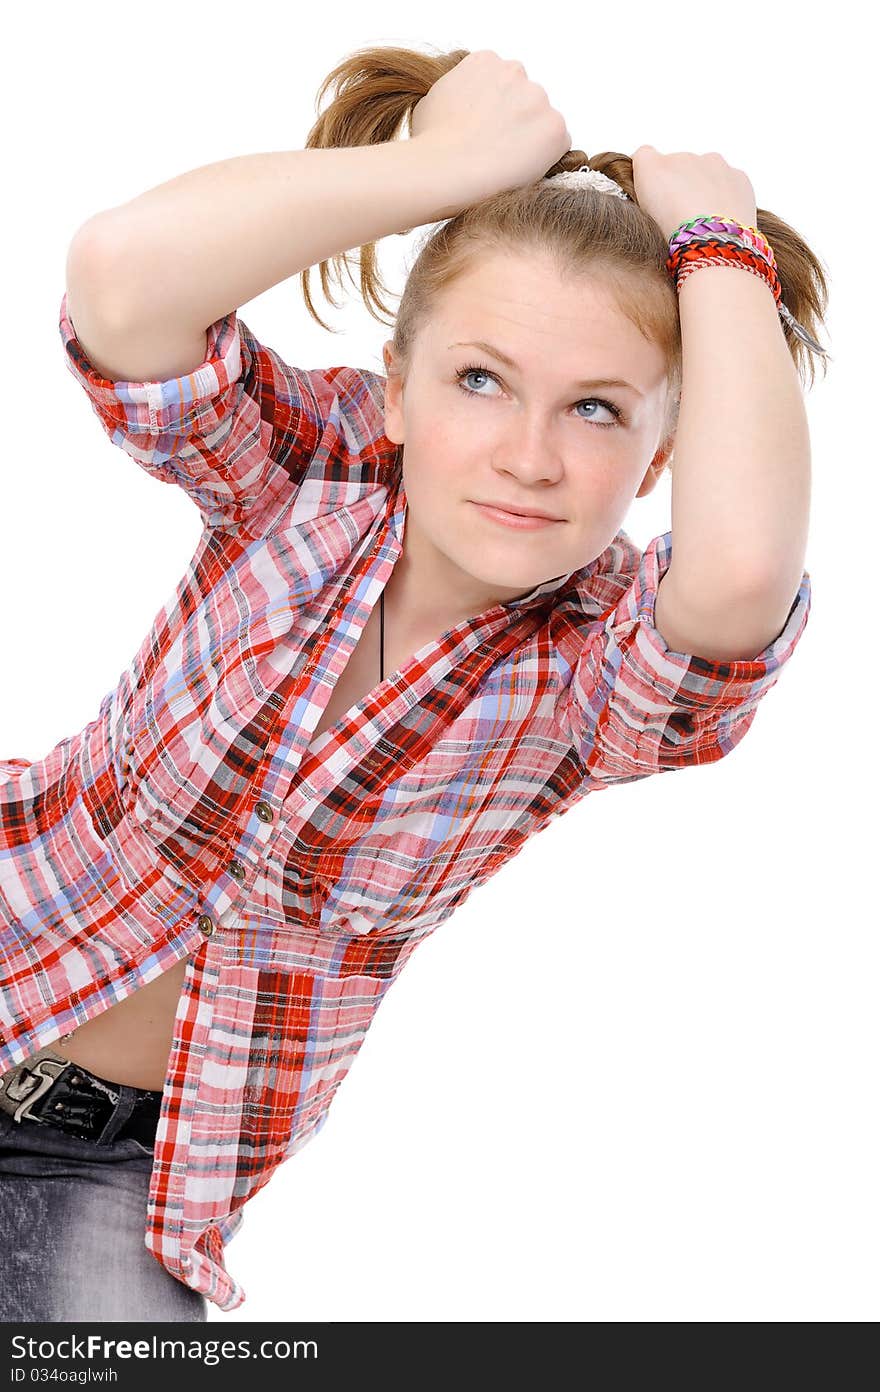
top-left (54, 955), bottom-right (191, 1092)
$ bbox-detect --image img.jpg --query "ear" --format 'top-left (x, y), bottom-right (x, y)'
top-left (382, 340), bottom-right (406, 445)
top-left (635, 439), bottom-right (673, 499)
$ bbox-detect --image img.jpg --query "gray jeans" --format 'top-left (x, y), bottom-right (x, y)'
top-left (0, 1084), bottom-right (207, 1322)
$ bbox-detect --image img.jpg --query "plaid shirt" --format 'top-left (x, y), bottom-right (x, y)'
top-left (0, 293), bottom-right (811, 1311)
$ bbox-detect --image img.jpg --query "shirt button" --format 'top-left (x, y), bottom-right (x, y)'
top-left (255, 801), bottom-right (273, 823)
top-left (197, 913), bottom-right (215, 936)
top-left (228, 860), bottom-right (246, 881)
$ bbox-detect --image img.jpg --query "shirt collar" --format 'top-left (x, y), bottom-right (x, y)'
top-left (502, 570), bottom-right (574, 606)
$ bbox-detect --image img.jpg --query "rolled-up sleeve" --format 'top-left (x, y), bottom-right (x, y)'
top-left (555, 531), bottom-right (812, 786)
top-left (59, 292), bottom-right (327, 532)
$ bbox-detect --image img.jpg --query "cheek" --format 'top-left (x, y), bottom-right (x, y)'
top-left (565, 463), bottom-right (637, 543)
top-left (600, 446), bottom-right (644, 493)
top-left (406, 435), bottom-right (471, 501)
top-left (570, 459), bottom-right (618, 506)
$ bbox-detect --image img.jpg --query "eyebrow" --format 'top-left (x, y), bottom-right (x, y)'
top-left (448, 340), bottom-right (644, 397)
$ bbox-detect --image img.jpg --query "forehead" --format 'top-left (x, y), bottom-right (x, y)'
top-left (440, 249), bottom-right (617, 310)
top-left (423, 250), bottom-right (665, 382)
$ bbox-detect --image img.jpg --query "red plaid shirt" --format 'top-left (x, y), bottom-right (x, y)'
top-left (0, 293), bottom-right (811, 1310)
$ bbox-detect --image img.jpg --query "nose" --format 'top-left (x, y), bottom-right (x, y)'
top-left (492, 423), bottom-right (565, 486)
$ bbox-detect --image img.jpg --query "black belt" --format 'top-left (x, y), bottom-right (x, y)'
top-left (0, 1047), bottom-right (162, 1146)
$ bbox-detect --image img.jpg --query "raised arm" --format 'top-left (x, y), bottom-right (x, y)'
top-left (64, 141), bottom-right (465, 384)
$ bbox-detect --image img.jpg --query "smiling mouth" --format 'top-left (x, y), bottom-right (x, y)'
top-left (470, 501), bottom-right (563, 529)
top-left (472, 499), bottom-right (561, 520)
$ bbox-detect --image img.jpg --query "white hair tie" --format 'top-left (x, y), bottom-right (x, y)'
top-left (545, 165), bottom-right (630, 199)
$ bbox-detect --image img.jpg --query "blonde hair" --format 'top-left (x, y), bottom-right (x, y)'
top-left (299, 43), bottom-right (831, 467)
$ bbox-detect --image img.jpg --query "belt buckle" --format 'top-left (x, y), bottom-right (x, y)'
top-left (2, 1053), bottom-right (71, 1124)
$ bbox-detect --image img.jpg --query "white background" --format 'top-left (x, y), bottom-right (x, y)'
top-left (1, 0), bottom-right (874, 1322)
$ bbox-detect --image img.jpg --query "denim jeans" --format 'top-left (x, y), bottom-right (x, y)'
top-left (0, 1080), bottom-right (207, 1323)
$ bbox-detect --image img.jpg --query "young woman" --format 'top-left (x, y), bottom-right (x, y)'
top-left (0, 45), bottom-right (825, 1321)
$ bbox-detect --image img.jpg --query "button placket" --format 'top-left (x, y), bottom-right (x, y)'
top-left (196, 802), bottom-right (280, 933)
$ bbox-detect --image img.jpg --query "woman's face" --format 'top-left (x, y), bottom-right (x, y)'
top-left (382, 250), bottom-right (674, 617)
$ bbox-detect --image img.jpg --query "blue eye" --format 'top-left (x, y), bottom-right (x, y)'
top-left (455, 363), bottom-right (625, 429)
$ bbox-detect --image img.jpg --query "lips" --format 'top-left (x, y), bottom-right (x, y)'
top-left (474, 501), bottom-right (561, 520)
top-left (470, 501), bottom-right (562, 531)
